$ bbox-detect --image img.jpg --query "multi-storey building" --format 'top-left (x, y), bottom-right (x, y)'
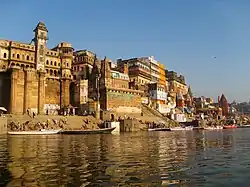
top-left (166, 70), bottom-right (188, 95)
top-left (0, 22), bottom-right (73, 114)
top-left (88, 57), bottom-right (143, 120)
top-left (117, 58), bottom-right (151, 85)
top-left (72, 50), bottom-right (98, 79)
top-left (139, 56), bottom-right (160, 84)
top-left (158, 62), bottom-right (166, 86)
top-left (148, 83), bottom-right (167, 113)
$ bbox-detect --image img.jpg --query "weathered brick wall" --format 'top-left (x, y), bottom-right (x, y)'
top-left (15, 70), bottom-right (25, 114)
top-left (62, 79), bottom-right (70, 107)
top-left (106, 91), bottom-right (141, 111)
top-left (110, 79), bottom-right (129, 89)
top-left (45, 79), bottom-right (60, 104)
top-left (26, 71), bottom-right (39, 113)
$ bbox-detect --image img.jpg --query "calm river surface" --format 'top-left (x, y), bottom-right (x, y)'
top-left (0, 129), bottom-right (250, 186)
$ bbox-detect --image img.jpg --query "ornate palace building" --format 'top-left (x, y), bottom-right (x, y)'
top-left (0, 22), bottom-right (73, 114)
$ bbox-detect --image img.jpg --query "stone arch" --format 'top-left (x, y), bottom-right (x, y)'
top-left (11, 63), bottom-right (15, 67)
top-left (16, 63), bottom-right (20, 67)
top-left (26, 65), bottom-right (29, 68)
top-left (30, 65), bottom-right (34, 68)
top-left (21, 64), bottom-right (24, 69)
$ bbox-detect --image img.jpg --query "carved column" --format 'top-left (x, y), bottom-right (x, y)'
top-left (38, 71), bottom-right (45, 114)
top-left (10, 68), bottom-right (19, 114)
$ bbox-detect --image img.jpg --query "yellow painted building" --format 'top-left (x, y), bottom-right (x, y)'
top-left (158, 62), bottom-right (166, 86)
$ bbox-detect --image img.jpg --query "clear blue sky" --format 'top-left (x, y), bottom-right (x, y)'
top-left (1, 0), bottom-right (250, 102)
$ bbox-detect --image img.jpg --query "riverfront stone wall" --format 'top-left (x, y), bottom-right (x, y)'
top-left (0, 117), bottom-right (7, 134)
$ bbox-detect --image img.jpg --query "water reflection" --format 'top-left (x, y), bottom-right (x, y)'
top-left (1, 129), bottom-right (250, 186)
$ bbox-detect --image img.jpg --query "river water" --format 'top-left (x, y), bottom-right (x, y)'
top-left (0, 129), bottom-right (249, 186)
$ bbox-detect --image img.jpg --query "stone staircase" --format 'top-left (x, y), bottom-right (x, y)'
top-left (141, 104), bottom-right (179, 126)
top-left (7, 114), bottom-right (101, 129)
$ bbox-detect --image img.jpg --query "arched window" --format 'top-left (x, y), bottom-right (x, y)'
top-left (66, 63), bottom-right (69, 67)
top-left (26, 55), bottom-right (30, 61)
top-left (50, 61), bottom-right (53, 65)
top-left (46, 60), bottom-right (49, 65)
top-left (17, 54), bottom-right (20, 59)
top-left (58, 63), bottom-right (60, 67)
top-left (54, 61), bottom-right (57, 66)
top-left (3, 53), bottom-right (7, 58)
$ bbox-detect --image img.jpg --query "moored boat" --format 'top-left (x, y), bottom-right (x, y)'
top-left (204, 126), bottom-right (223, 130)
top-left (61, 127), bottom-right (116, 134)
top-left (148, 128), bottom-right (171, 131)
top-left (170, 126), bottom-right (193, 131)
top-left (8, 129), bottom-right (61, 135)
top-left (223, 125), bottom-right (237, 129)
top-left (238, 125), bottom-right (250, 128)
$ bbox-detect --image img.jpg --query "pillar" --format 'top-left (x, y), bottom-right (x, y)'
top-left (9, 68), bottom-right (19, 114)
top-left (38, 71), bottom-right (45, 114)
top-left (23, 69), bottom-right (32, 114)
top-left (61, 78), bottom-right (70, 108)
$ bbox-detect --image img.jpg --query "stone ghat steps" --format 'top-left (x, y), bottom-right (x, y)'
top-left (6, 114), bottom-right (101, 129)
top-left (140, 104), bottom-right (179, 126)
top-left (140, 105), bottom-right (166, 123)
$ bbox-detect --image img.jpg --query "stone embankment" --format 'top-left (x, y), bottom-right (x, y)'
top-left (7, 114), bottom-right (102, 131)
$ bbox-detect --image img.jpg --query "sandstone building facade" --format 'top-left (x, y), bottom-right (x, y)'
top-left (0, 22), bottom-right (73, 114)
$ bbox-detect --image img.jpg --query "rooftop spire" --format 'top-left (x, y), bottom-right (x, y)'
top-left (33, 21), bottom-right (48, 32)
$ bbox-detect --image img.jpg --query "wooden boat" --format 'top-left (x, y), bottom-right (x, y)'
top-left (170, 126), bottom-right (193, 131)
top-left (8, 129), bottom-right (61, 135)
top-left (61, 127), bottom-right (116, 134)
top-left (223, 125), bottom-right (237, 129)
top-left (193, 127), bottom-right (204, 130)
top-left (204, 126), bottom-right (223, 130)
top-left (238, 125), bottom-right (250, 128)
top-left (148, 128), bottom-right (171, 131)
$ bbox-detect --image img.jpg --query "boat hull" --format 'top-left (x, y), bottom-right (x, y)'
top-left (204, 126), bottom-right (223, 130)
top-left (61, 127), bottom-right (116, 134)
top-left (170, 127), bottom-right (193, 131)
top-left (223, 125), bottom-right (237, 129)
top-left (8, 129), bottom-right (61, 135)
top-left (238, 125), bottom-right (250, 128)
top-left (148, 128), bottom-right (171, 131)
